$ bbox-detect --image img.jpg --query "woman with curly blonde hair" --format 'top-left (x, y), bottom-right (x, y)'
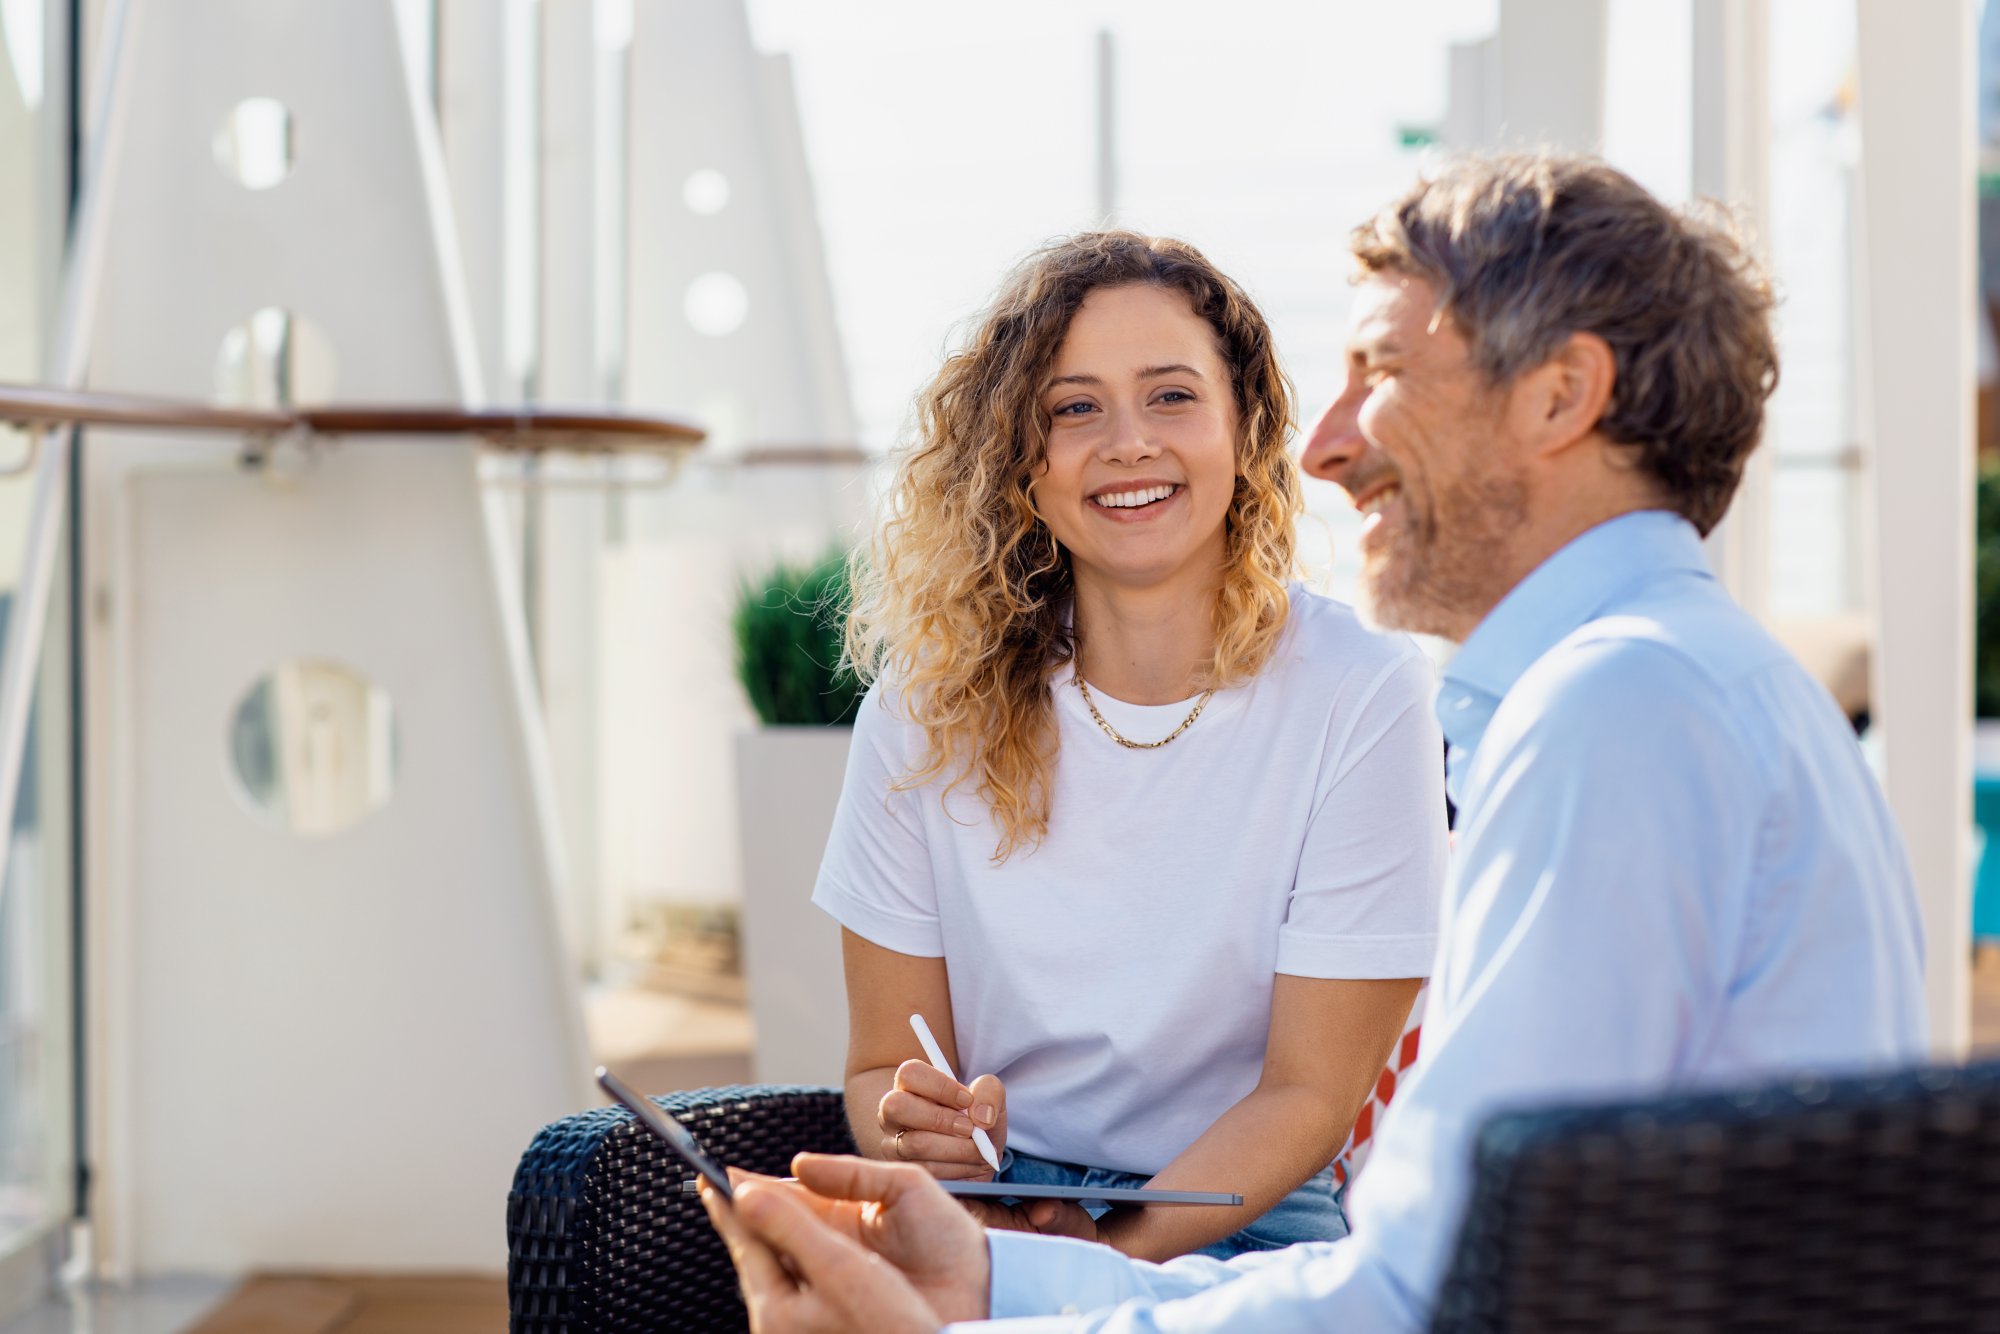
top-left (811, 231), bottom-right (1448, 1261)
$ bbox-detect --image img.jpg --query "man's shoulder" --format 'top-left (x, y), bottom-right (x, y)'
top-left (1497, 605), bottom-right (1773, 772)
top-left (1513, 629), bottom-right (1726, 727)
top-left (1525, 584), bottom-right (1788, 720)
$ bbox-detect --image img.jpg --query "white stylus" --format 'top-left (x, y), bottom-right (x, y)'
top-left (909, 1012), bottom-right (1001, 1172)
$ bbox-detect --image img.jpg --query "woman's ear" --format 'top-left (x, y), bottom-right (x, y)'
top-left (1519, 331), bottom-right (1615, 458)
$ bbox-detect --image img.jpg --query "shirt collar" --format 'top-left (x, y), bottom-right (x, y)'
top-left (1437, 509), bottom-right (1713, 764)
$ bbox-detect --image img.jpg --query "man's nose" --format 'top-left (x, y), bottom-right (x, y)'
top-left (1300, 384), bottom-right (1367, 484)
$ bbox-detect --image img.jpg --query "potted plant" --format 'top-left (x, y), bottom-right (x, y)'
top-left (1976, 465), bottom-right (2000, 725)
top-left (731, 551), bottom-right (863, 1084)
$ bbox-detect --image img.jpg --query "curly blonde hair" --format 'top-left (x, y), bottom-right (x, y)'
top-left (845, 231), bottom-right (1302, 861)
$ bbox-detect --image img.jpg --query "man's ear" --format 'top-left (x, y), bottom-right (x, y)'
top-left (1513, 332), bottom-right (1615, 458)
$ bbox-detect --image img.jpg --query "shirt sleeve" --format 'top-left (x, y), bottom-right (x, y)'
top-left (1335, 636), bottom-right (1764, 1322)
top-left (1276, 645), bottom-right (1449, 979)
top-left (953, 1230), bottom-right (1414, 1332)
top-left (809, 682), bottom-right (945, 957)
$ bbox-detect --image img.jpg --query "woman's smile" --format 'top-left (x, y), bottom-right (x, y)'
top-left (1087, 480), bottom-right (1186, 521)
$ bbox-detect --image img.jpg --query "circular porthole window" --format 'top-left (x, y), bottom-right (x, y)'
top-left (214, 307), bottom-right (338, 408)
top-left (684, 272), bottom-right (749, 338)
top-left (227, 659), bottom-right (399, 837)
top-left (682, 168), bottom-right (730, 215)
top-left (213, 97), bottom-right (295, 190)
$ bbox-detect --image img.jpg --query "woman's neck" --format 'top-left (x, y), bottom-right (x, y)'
top-left (1071, 570), bottom-right (1221, 706)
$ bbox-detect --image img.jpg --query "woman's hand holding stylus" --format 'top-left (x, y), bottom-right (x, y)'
top-left (875, 1060), bottom-right (1006, 1180)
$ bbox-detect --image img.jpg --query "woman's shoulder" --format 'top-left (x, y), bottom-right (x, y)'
top-left (850, 675), bottom-right (928, 747)
top-left (1279, 584), bottom-right (1429, 681)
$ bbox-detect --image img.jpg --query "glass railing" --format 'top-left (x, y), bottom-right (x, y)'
top-left (0, 436), bottom-right (73, 1269)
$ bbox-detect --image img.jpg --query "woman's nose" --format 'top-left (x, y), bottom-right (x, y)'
top-left (1100, 410), bottom-right (1161, 464)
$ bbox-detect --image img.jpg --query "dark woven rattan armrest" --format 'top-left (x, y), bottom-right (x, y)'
top-left (507, 1083), bottom-right (855, 1333)
top-left (1430, 1060), bottom-right (2000, 1333)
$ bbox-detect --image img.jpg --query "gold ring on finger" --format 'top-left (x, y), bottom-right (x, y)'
top-left (893, 1128), bottom-right (909, 1158)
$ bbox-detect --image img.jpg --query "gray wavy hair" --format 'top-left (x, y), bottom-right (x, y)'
top-left (1350, 152), bottom-right (1778, 536)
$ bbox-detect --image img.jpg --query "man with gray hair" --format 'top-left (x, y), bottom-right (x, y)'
top-left (698, 152), bottom-right (1928, 1332)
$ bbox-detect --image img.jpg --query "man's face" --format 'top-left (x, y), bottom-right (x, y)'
top-left (1300, 270), bottom-right (1528, 640)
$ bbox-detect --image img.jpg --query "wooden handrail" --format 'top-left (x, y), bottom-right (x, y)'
top-left (0, 383), bottom-right (705, 451)
top-left (301, 405), bottom-right (704, 451)
top-left (734, 445), bottom-right (873, 467)
top-left (0, 383), bottom-right (293, 435)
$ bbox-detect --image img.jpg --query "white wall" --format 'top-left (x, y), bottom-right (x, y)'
top-left (71, 0), bottom-right (587, 1275)
top-left (604, 462), bottom-right (875, 915)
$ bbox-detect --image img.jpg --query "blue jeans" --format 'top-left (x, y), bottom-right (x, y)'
top-left (995, 1150), bottom-right (1348, 1261)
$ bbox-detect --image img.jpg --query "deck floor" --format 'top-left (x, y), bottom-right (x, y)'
top-left (185, 1276), bottom-right (504, 1333)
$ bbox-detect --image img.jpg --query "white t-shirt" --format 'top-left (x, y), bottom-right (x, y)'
top-left (812, 587), bottom-right (1448, 1175)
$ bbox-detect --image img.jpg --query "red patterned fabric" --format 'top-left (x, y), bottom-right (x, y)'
top-left (1332, 987), bottom-right (1425, 1188)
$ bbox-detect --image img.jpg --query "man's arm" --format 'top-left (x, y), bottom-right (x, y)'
top-left (959, 1229), bottom-right (1412, 1332)
top-left (1323, 640), bottom-right (1762, 1319)
top-left (716, 643), bottom-right (1761, 1333)
top-left (971, 641), bottom-right (1762, 1330)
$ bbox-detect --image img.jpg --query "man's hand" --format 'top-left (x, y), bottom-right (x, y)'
top-left (790, 1154), bottom-right (994, 1318)
top-left (700, 1155), bottom-right (991, 1332)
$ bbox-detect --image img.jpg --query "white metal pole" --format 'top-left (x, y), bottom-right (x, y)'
top-left (438, 0), bottom-right (511, 402)
top-left (0, 0), bottom-right (139, 905)
top-left (1095, 28), bottom-right (1116, 225)
top-left (1855, 0), bottom-right (1977, 1056)
top-left (1691, 0), bottom-right (1773, 621)
top-left (1495, 0), bottom-right (1607, 149)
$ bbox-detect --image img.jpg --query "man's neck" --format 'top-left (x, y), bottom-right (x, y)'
top-left (1072, 568), bottom-right (1223, 705)
top-left (1449, 493), bottom-right (1668, 646)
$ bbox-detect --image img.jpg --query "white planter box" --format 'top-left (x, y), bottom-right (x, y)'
top-left (736, 726), bottom-right (854, 1085)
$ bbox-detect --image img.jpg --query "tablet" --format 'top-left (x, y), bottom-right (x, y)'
top-left (598, 1066), bottom-right (735, 1201)
top-left (939, 1180), bottom-right (1241, 1207)
top-left (678, 1177), bottom-right (1239, 1206)
top-left (599, 1064), bottom-right (1244, 1212)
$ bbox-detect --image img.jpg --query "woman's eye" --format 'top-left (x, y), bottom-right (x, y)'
top-left (1052, 401), bottom-right (1096, 417)
top-left (1156, 390), bottom-right (1193, 404)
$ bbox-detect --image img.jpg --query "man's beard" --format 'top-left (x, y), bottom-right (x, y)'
top-left (1357, 466), bottom-right (1529, 642)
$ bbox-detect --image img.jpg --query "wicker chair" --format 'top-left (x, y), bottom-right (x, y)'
top-left (1430, 1059), bottom-right (2000, 1332)
top-left (507, 1084), bottom-right (852, 1333)
top-left (508, 1062), bottom-right (2000, 1333)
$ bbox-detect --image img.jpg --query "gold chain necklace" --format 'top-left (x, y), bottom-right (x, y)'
top-left (1075, 674), bottom-right (1215, 750)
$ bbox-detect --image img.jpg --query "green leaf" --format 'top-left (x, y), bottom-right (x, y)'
top-left (730, 548), bottom-right (864, 727)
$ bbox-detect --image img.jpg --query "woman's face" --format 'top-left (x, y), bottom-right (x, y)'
top-left (1030, 284), bottom-right (1239, 597)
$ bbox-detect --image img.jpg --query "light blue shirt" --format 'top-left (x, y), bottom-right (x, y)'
top-left (964, 510), bottom-right (1928, 1332)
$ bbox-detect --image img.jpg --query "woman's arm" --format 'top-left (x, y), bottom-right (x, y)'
top-left (1064, 645), bottom-right (1443, 1261)
top-left (1093, 973), bottom-right (1421, 1262)
top-left (839, 928), bottom-right (1006, 1176)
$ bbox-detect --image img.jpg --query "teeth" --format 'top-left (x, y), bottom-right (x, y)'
top-left (1359, 484), bottom-right (1401, 517)
top-left (1095, 485), bottom-right (1176, 509)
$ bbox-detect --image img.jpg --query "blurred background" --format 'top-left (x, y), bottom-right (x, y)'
top-left (0, 0), bottom-right (1984, 1327)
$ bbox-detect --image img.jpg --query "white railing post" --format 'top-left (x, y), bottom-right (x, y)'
top-left (1856, 0), bottom-right (1977, 1056)
top-left (1691, 0), bottom-right (1773, 621)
